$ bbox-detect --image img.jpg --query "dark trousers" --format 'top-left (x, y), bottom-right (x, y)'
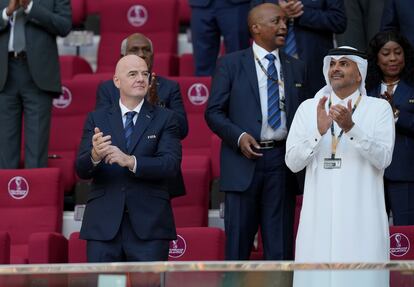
top-left (224, 146), bottom-right (295, 260)
top-left (190, 0), bottom-right (250, 76)
top-left (386, 179), bottom-right (414, 226)
top-left (0, 57), bottom-right (52, 168)
top-left (87, 212), bottom-right (170, 262)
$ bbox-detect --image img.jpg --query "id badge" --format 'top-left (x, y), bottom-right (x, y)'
top-left (324, 158), bottom-right (342, 169)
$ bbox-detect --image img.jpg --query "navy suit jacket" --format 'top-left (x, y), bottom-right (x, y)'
top-left (381, 0), bottom-right (414, 46)
top-left (96, 76), bottom-right (188, 140)
top-left (368, 80), bottom-right (414, 182)
top-left (189, 0), bottom-right (249, 7)
top-left (251, 0), bottom-right (346, 98)
top-left (0, 0), bottom-right (72, 93)
top-left (76, 100), bottom-right (181, 241)
top-left (205, 47), bottom-right (307, 192)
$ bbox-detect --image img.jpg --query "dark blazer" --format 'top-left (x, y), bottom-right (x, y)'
top-left (0, 0), bottom-right (72, 93)
top-left (95, 76), bottom-right (189, 140)
top-left (189, 0), bottom-right (250, 7)
top-left (205, 47), bottom-right (307, 191)
top-left (368, 80), bottom-right (414, 182)
top-left (76, 100), bottom-right (181, 241)
top-left (251, 0), bottom-right (346, 98)
top-left (381, 0), bottom-right (414, 46)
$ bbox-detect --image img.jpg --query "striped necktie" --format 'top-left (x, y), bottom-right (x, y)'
top-left (284, 21), bottom-right (297, 57)
top-left (124, 111), bottom-right (137, 149)
top-left (265, 54), bottom-right (281, 130)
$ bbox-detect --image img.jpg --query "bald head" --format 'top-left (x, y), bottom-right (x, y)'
top-left (114, 55), bottom-right (150, 105)
top-left (248, 3), bottom-right (287, 52)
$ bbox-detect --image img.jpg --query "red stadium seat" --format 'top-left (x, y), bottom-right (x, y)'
top-left (59, 55), bottom-right (93, 80)
top-left (172, 167), bottom-right (210, 227)
top-left (0, 231), bottom-right (10, 264)
top-left (179, 53), bottom-right (195, 76)
top-left (49, 76), bottom-right (99, 193)
top-left (85, 0), bottom-right (100, 15)
top-left (97, 0), bottom-right (179, 73)
top-left (390, 226), bottom-right (414, 287)
top-left (68, 232), bottom-right (87, 263)
top-left (169, 76), bottom-right (213, 156)
top-left (179, 0), bottom-right (191, 25)
top-left (71, 0), bottom-right (86, 27)
top-left (0, 168), bottom-right (67, 264)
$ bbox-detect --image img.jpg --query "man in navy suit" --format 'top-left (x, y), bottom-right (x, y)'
top-left (251, 0), bottom-right (346, 101)
top-left (95, 33), bottom-right (188, 140)
top-left (189, 0), bottom-right (251, 76)
top-left (205, 3), bottom-right (308, 260)
top-left (381, 0), bottom-right (414, 46)
top-left (76, 55), bottom-right (181, 262)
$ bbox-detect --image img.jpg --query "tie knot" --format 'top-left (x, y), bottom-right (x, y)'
top-left (265, 53), bottom-right (276, 63)
top-left (125, 111), bottom-right (137, 120)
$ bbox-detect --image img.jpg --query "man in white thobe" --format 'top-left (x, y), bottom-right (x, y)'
top-left (286, 47), bottom-right (395, 287)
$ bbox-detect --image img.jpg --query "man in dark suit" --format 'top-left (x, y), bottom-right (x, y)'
top-left (0, 0), bottom-right (71, 168)
top-left (251, 0), bottom-right (346, 100)
top-left (381, 0), bottom-right (414, 46)
top-left (96, 33), bottom-right (187, 199)
top-left (95, 33), bottom-right (188, 140)
top-left (76, 55), bottom-right (181, 262)
top-left (205, 3), bottom-right (308, 260)
top-left (189, 0), bottom-right (251, 76)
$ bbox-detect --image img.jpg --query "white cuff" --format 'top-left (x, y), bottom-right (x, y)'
top-left (91, 156), bottom-right (101, 166)
top-left (24, 1), bottom-right (33, 14)
top-left (237, 132), bottom-right (246, 147)
top-left (129, 155), bottom-right (137, 173)
top-left (2, 8), bottom-right (9, 22)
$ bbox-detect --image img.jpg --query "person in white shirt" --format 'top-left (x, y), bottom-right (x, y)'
top-left (286, 46), bottom-right (395, 287)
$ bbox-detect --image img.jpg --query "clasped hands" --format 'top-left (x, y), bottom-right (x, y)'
top-left (6, 0), bottom-right (32, 16)
top-left (317, 96), bottom-right (354, 136)
top-left (91, 127), bottom-right (135, 170)
top-left (279, 0), bottom-right (304, 19)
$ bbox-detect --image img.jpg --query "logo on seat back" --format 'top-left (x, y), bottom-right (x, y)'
top-left (169, 234), bottom-right (187, 258)
top-left (127, 5), bottom-right (148, 27)
top-left (188, 83), bottom-right (209, 106)
top-left (390, 232), bottom-right (410, 257)
top-left (53, 86), bottom-right (72, 109)
top-left (8, 176), bottom-right (29, 200)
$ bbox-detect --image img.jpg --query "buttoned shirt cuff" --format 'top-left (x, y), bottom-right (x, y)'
top-left (2, 8), bottom-right (8, 22)
top-left (24, 1), bottom-right (33, 14)
top-left (129, 155), bottom-right (137, 173)
top-left (237, 132), bottom-right (246, 147)
top-left (91, 156), bottom-right (101, 166)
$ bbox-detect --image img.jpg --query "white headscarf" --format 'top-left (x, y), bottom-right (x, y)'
top-left (315, 46), bottom-right (368, 99)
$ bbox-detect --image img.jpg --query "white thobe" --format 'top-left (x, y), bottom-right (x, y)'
top-left (286, 90), bottom-right (395, 287)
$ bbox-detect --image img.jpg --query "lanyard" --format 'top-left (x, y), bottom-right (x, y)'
top-left (253, 52), bottom-right (285, 87)
top-left (329, 94), bottom-right (362, 159)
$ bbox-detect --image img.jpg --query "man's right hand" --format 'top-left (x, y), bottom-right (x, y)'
top-left (278, 0), bottom-right (304, 19)
top-left (91, 127), bottom-right (112, 162)
top-left (239, 133), bottom-right (263, 160)
top-left (317, 96), bottom-right (332, 135)
top-left (6, 0), bottom-right (20, 17)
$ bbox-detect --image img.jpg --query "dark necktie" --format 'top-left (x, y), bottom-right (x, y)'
top-left (284, 21), bottom-right (297, 57)
top-left (124, 111), bottom-right (137, 149)
top-left (265, 53), bottom-right (281, 130)
top-left (13, 8), bottom-right (26, 53)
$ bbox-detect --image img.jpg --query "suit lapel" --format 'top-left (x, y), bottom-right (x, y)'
top-left (241, 48), bottom-right (261, 106)
top-left (279, 52), bottom-right (293, 117)
top-left (108, 105), bottom-right (127, 152)
top-left (128, 100), bottom-right (154, 153)
top-left (393, 81), bottom-right (410, 107)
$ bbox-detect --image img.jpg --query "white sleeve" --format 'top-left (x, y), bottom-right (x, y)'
top-left (285, 101), bottom-right (324, 173)
top-left (345, 101), bottom-right (395, 170)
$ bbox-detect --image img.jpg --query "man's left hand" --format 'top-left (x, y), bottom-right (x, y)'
top-left (279, 0), bottom-right (304, 18)
top-left (329, 100), bottom-right (354, 133)
top-left (104, 145), bottom-right (135, 170)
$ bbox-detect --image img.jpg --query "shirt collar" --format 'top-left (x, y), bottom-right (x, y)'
top-left (119, 99), bottom-right (144, 117)
top-left (252, 42), bottom-right (280, 63)
top-left (331, 89), bottom-right (361, 106)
